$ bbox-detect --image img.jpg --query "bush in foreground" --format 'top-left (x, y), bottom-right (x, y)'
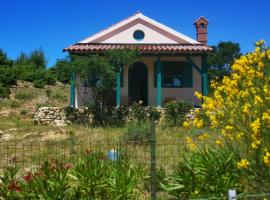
top-left (184, 40), bottom-right (270, 193)
top-left (0, 152), bottom-right (143, 199)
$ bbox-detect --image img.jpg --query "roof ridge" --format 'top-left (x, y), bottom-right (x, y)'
top-left (75, 43), bottom-right (206, 46)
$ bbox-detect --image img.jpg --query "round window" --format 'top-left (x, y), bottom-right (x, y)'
top-left (133, 30), bottom-right (145, 41)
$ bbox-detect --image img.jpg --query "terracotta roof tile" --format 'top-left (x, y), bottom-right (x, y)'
top-left (64, 44), bottom-right (212, 54)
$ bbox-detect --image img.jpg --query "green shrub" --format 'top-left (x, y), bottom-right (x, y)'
top-left (51, 91), bottom-right (66, 101)
top-left (9, 101), bottom-right (21, 108)
top-left (123, 121), bottom-right (149, 144)
top-left (106, 158), bottom-right (143, 199)
top-left (36, 102), bottom-right (54, 109)
top-left (161, 147), bottom-right (239, 199)
top-left (0, 152), bottom-right (143, 199)
top-left (65, 106), bottom-right (92, 124)
top-left (0, 84), bottom-right (10, 98)
top-left (0, 66), bottom-right (17, 86)
top-left (42, 69), bottom-right (56, 85)
top-left (45, 89), bottom-right (52, 99)
top-left (107, 106), bottom-right (129, 126)
top-left (33, 79), bottom-right (45, 88)
top-left (20, 109), bottom-right (28, 116)
top-left (16, 91), bottom-right (32, 100)
top-left (14, 65), bottom-right (56, 85)
top-left (164, 99), bottom-right (192, 126)
top-left (128, 102), bottom-right (148, 121)
top-left (14, 65), bottom-right (36, 82)
top-left (128, 103), bottom-right (161, 122)
top-left (144, 167), bottom-right (167, 192)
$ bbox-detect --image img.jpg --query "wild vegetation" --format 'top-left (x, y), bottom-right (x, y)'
top-left (1, 41), bottom-right (270, 199)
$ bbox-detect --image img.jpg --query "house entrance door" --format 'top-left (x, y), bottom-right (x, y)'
top-left (128, 62), bottom-right (148, 105)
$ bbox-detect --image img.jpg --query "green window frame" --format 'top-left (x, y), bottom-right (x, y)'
top-left (154, 61), bottom-right (193, 88)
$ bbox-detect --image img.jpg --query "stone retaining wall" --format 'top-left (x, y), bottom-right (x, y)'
top-left (34, 107), bottom-right (93, 126)
top-left (34, 106), bottom-right (200, 127)
top-left (34, 107), bottom-right (67, 127)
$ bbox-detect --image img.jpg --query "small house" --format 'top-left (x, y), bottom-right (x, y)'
top-left (64, 12), bottom-right (212, 107)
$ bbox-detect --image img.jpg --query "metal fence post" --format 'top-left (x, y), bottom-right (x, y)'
top-left (150, 118), bottom-right (157, 200)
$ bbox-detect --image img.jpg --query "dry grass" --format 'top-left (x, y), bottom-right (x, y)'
top-left (0, 112), bottom-right (211, 174)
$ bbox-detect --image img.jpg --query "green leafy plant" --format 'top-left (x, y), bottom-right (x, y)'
top-left (0, 158), bottom-right (21, 199)
top-left (33, 79), bottom-right (45, 88)
top-left (123, 121), bottom-right (149, 144)
top-left (45, 88), bottom-right (52, 99)
top-left (163, 99), bottom-right (192, 126)
top-left (20, 109), bottom-right (28, 116)
top-left (0, 84), bottom-right (10, 98)
top-left (16, 91), bottom-right (33, 100)
top-left (107, 106), bottom-right (129, 127)
top-left (9, 101), bottom-right (21, 108)
top-left (68, 152), bottom-right (109, 199)
top-left (21, 160), bottom-right (70, 199)
top-left (161, 147), bottom-right (239, 199)
top-left (106, 158), bottom-right (143, 199)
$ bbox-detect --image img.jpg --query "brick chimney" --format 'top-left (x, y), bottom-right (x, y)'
top-left (194, 16), bottom-right (209, 46)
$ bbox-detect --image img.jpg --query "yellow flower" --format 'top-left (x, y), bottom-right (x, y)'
top-left (236, 132), bottom-right (244, 140)
top-left (185, 136), bottom-right (196, 150)
top-left (251, 140), bottom-right (261, 149)
top-left (262, 111), bottom-right (270, 125)
top-left (225, 125), bottom-right (233, 132)
top-left (194, 118), bottom-right (203, 129)
top-left (209, 115), bottom-right (218, 129)
top-left (263, 150), bottom-right (270, 166)
top-left (237, 159), bottom-right (250, 169)
top-left (195, 91), bottom-right (203, 100)
top-left (255, 39), bottom-right (265, 46)
top-left (215, 139), bottom-right (223, 147)
top-left (254, 95), bottom-right (263, 104)
top-left (198, 132), bottom-right (210, 140)
top-left (183, 121), bottom-right (189, 128)
top-left (242, 103), bottom-right (251, 114)
top-left (250, 118), bottom-right (261, 134)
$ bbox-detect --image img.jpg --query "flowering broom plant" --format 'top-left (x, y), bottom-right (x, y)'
top-left (189, 40), bottom-right (270, 173)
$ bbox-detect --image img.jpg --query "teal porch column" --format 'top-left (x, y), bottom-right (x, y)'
top-left (156, 57), bottom-right (162, 106)
top-left (202, 73), bottom-right (208, 96)
top-left (201, 55), bottom-right (209, 97)
top-left (70, 72), bottom-right (76, 108)
top-left (116, 66), bottom-right (121, 108)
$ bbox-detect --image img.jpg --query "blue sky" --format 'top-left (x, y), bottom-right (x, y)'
top-left (1, 0), bottom-right (270, 67)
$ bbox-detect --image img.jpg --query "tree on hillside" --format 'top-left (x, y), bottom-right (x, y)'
top-left (73, 49), bottom-right (138, 124)
top-left (15, 52), bottom-right (30, 65)
top-left (0, 49), bottom-right (13, 66)
top-left (73, 49), bottom-right (139, 107)
top-left (207, 41), bottom-right (241, 81)
top-left (50, 55), bottom-right (73, 84)
top-left (29, 48), bottom-right (47, 69)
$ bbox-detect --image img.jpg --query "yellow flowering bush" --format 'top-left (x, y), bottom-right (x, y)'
top-left (264, 149), bottom-right (270, 166)
top-left (237, 159), bottom-right (250, 169)
top-left (192, 40), bottom-right (270, 170)
top-left (185, 136), bottom-right (197, 150)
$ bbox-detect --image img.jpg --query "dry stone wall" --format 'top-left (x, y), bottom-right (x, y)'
top-left (34, 106), bottom-right (200, 127)
top-left (34, 107), bottom-right (67, 127)
top-left (34, 107), bottom-right (93, 126)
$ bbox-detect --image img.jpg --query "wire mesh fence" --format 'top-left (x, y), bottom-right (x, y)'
top-left (1, 121), bottom-right (270, 199)
top-left (0, 139), bottom-right (188, 171)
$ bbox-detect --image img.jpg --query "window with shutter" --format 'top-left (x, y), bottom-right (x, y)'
top-left (154, 61), bottom-right (193, 88)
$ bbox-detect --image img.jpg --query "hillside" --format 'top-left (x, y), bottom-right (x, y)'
top-left (0, 81), bottom-right (70, 142)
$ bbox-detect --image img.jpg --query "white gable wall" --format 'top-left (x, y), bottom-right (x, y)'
top-left (79, 12), bottom-right (199, 44)
top-left (101, 23), bottom-right (178, 44)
